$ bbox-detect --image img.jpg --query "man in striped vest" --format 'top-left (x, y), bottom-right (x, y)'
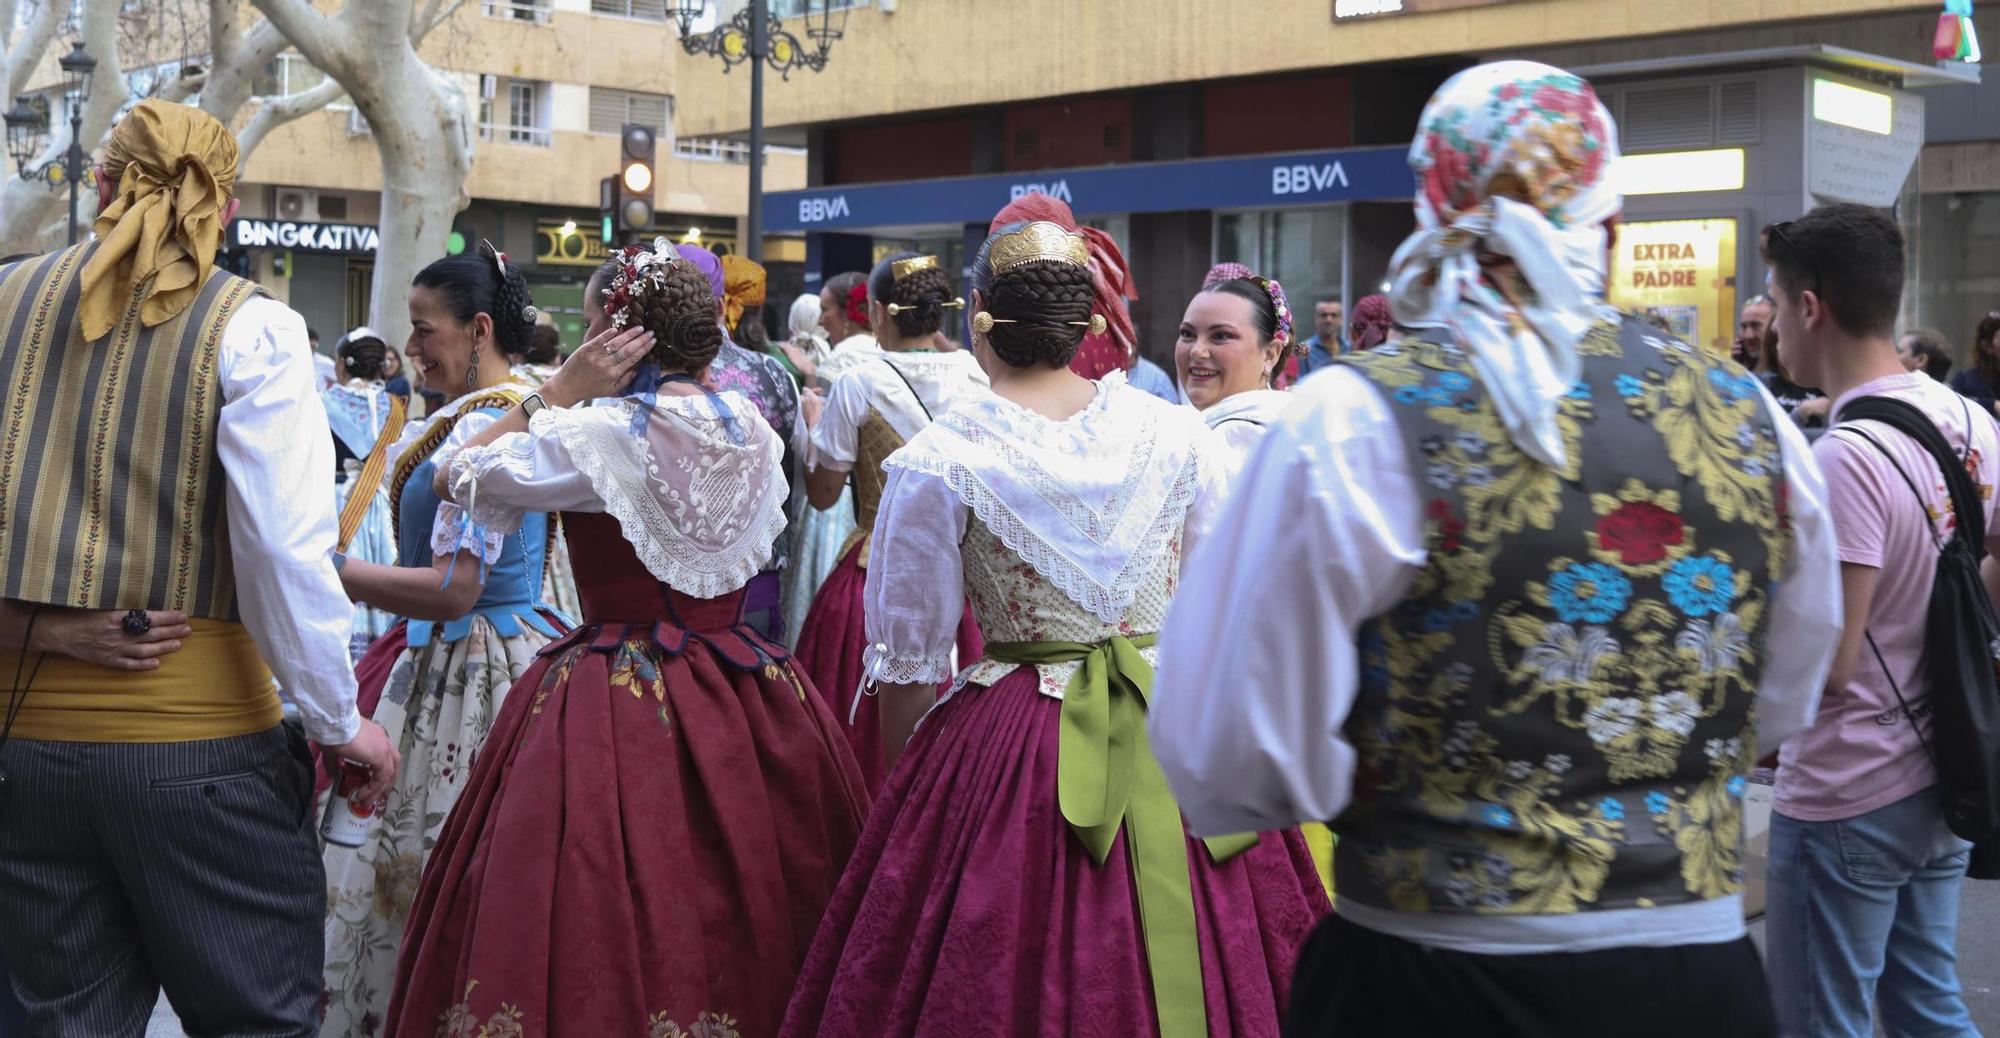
top-left (0, 99), bottom-right (398, 1034)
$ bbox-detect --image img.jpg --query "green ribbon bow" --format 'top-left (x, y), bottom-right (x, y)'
top-left (985, 634), bottom-right (1256, 1038)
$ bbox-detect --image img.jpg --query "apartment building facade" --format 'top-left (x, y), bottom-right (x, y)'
top-left (671, 0), bottom-right (1985, 366)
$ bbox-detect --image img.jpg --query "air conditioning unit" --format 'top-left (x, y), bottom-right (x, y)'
top-left (276, 188), bottom-right (318, 221)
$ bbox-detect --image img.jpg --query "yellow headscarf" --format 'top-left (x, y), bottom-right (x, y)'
top-left (721, 254), bottom-right (767, 330)
top-left (78, 100), bottom-right (239, 342)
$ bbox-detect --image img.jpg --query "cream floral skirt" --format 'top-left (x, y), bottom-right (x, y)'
top-left (320, 618), bottom-right (552, 1038)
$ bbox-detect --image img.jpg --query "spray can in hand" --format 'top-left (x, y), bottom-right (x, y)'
top-left (320, 761), bottom-right (378, 848)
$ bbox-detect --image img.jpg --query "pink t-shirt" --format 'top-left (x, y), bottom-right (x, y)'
top-left (1776, 372), bottom-right (2000, 822)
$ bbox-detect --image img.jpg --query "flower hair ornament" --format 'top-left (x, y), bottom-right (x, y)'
top-left (844, 281), bottom-right (869, 326)
top-left (1247, 274), bottom-right (1299, 359)
top-left (601, 237), bottom-right (684, 330)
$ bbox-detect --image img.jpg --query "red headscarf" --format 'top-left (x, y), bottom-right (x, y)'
top-left (988, 193), bottom-right (1138, 378)
top-left (1350, 293), bottom-right (1395, 353)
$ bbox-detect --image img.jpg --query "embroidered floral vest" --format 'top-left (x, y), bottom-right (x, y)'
top-left (1335, 314), bottom-right (1792, 917)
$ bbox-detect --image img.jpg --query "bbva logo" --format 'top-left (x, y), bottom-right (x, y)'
top-left (1009, 180), bottom-right (1073, 204)
top-left (1271, 162), bottom-right (1349, 196)
top-left (798, 195), bottom-right (851, 223)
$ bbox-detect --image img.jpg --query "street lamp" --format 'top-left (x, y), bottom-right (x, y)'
top-left (56, 41), bottom-right (95, 246)
top-left (673, 1), bottom-right (847, 263)
top-left (7, 41), bottom-right (97, 246)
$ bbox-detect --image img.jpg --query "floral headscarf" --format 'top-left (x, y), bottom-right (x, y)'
top-left (1388, 61), bottom-right (1621, 468)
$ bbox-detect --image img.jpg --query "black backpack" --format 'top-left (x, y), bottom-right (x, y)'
top-left (1836, 395), bottom-right (2000, 873)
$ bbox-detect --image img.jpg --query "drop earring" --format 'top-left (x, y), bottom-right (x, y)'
top-left (467, 346), bottom-right (481, 389)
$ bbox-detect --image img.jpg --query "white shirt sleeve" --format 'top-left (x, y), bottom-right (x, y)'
top-left (861, 464), bottom-right (968, 685)
top-left (1152, 367), bottom-right (1425, 836)
top-left (216, 296), bottom-right (361, 746)
top-left (811, 371), bottom-right (870, 473)
top-left (1753, 383), bottom-right (1840, 755)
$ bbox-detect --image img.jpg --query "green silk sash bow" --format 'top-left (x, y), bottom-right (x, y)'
top-left (984, 634), bottom-right (1256, 1038)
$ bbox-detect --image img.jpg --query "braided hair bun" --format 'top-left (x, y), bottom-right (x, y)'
top-left (635, 265), bottom-right (725, 372)
top-left (980, 265), bottom-right (1092, 369)
top-left (337, 332), bottom-right (388, 380)
top-left (869, 252), bottom-right (955, 339)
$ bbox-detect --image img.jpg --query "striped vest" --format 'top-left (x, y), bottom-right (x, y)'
top-left (1334, 316), bottom-right (1791, 917)
top-left (0, 244), bottom-right (265, 621)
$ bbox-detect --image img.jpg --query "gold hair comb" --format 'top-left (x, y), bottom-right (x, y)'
top-left (988, 221), bottom-right (1089, 274)
top-left (890, 254), bottom-right (940, 281)
top-left (973, 311), bottom-right (1107, 336)
top-left (886, 296), bottom-right (966, 316)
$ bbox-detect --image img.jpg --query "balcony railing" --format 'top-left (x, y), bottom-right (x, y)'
top-left (478, 123), bottom-right (553, 147)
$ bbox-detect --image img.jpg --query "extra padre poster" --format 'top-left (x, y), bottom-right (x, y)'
top-left (1607, 218), bottom-right (1740, 358)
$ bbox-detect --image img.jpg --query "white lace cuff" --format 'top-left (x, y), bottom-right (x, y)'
top-left (443, 442), bottom-right (533, 537)
top-left (429, 500), bottom-right (507, 565)
top-left (863, 642), bottom-right (954, 685)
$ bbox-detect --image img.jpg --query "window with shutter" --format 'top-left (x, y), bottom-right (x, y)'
top-left (591, 0), bottom-right (670, 17)
top-left (587, 87), bottom-right (671, 136)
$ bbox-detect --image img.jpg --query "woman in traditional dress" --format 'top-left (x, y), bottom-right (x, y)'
top-left (804, 270), bottom-right (881, 389)
top-left (1177, 274), bottom-right (1339, 895)
top-left (319, 246), bottom-right (567, 1037)
top-left (323, 327), bottom-right (403, 660)
top-left (781, 222), bottom-right (1329, 1038)
top-left (780, 290), bottom-right (829, 385)
top-left (780, 288), bottom-right (850, 644)
top-left (793, 252), bottom-right (987, 792)
top-left (1177, 275), bottom-right (1302, 474)
top-left (677, 244), bottom-right (802, 643)
top-left (386, 239), bottom-right (868, 1037)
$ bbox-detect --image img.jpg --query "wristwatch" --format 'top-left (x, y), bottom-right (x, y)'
top-left (522, 392), bottom-right (548, 420)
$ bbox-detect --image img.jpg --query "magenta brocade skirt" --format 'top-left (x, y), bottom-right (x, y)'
top-left (792, 541), bottom-right (982, 795)
top-left (779, 667), bottom-right (1331, 1037)
top-left (384, 617), bottom-right (870, 1037)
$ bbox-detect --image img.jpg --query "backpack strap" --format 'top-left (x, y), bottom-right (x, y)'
top-left (1836, 395), bottom-right (1988, 561)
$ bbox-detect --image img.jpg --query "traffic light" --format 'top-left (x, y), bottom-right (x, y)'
top-left (599, 175), bottom-right (617, 245)
top-left (618, 124), bottom-right (656, 238)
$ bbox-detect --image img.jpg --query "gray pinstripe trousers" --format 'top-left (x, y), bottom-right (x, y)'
top-left (0, 724), bottom-right (324, 1037)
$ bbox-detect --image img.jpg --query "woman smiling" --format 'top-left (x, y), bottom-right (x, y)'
top-left (1176, 274), bottom-right (1299, 472)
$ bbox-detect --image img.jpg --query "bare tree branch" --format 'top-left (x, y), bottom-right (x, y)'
top-left (235, 75), bottom-right (343, 160)
top-left (413, 0), bottom-right (464, 40)
top-left (249, 0), bottom-right (352, 78)
top-left (6, 0), bottom-right (66, 98)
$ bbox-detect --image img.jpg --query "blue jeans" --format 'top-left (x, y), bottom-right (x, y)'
top-left (1765, 787), bottom-right (1976, 1038)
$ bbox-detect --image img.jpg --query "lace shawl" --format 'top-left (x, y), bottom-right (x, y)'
top-left (886, 372), bottom-right (1209, 624)
top-left (459, 393), bottom-right (788, 599)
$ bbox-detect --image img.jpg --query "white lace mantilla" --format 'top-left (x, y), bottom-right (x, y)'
top-left (887, 371), bottom-right (1207, 624)
top-left (456, 393), bottom-right (788, 599)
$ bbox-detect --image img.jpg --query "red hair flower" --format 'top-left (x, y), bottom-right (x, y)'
top-left (845, 282), bottom-right (869, 326)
